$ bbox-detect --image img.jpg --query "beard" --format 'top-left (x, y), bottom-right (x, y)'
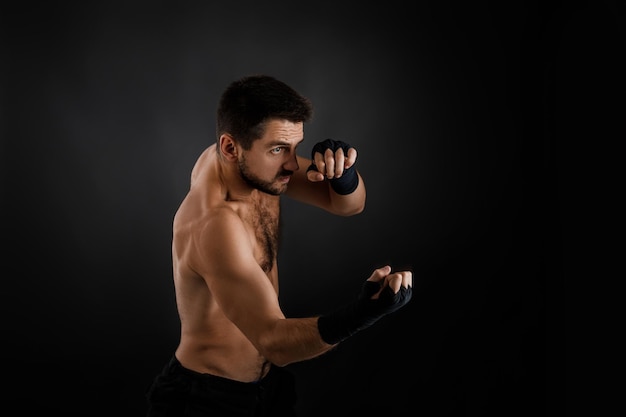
top-left (238, 155), bottom-right (292, 196)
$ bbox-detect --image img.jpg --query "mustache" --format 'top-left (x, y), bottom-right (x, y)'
top-left (278, 169), bottom-right (293, 177)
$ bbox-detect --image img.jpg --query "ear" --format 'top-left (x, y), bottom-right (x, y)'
top-left (219, 134), bottom-right (239, 161)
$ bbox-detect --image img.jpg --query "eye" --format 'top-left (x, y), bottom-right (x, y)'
top-left (270, 147), bottom-right (283, 154)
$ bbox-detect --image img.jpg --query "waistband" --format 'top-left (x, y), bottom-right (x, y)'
top-left (166, 355), bottom-right (276, 392)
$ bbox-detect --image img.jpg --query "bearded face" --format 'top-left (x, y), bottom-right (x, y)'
top-left (237, 151), bottom-right (293, 196)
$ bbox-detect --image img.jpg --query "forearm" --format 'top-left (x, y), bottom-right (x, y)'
top-left (257, 317), bottom-right (335, 367)
top-left (304, 138), bottom-right (366, 216)
top-left (328, 171), bottom-right (366, 216)
top-left (254, 270), bottom-right (412, 368)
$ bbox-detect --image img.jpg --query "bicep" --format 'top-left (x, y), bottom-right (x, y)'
top-left (192, 212), bottom-right (284, 341)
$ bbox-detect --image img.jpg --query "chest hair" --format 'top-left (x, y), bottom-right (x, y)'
top-left (250, 198), bottom-right (280, 274)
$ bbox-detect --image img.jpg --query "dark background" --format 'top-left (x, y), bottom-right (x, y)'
top-left (2, 0), bottom-right (621, 415)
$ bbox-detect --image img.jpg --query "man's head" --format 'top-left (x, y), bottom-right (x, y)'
top-left (216, 75), bottom-right (313, 150)
top-left (216, 75), bottom-right (313, 196)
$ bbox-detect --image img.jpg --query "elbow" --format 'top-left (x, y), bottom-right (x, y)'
top-left (254, 326), bottom-right (291, 367)
top-left (265, 354), bottom-right (292, 368)
top-left (334, 200), bottom-right (366, 217)
top-left (256, 342), bottom-right (293, 368)
top-left (349, 201), bottom-right (366, 216)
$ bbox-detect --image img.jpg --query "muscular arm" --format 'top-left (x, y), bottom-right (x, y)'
top-left (191, 208), bottom-right (335, 367)
top-left (285, 155), bottom-right (366, 216)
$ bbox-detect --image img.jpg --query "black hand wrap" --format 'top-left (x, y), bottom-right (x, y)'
top-left (307, 138), bottom-right (359, 195)
top-left (317, 281), bottom-right (412, 345)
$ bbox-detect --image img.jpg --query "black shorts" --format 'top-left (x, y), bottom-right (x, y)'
top-left (145, 356), bottom-right (297, 417)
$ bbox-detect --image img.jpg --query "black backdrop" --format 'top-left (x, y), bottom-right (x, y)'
top-left (4, 1), bottom-right (621, 415)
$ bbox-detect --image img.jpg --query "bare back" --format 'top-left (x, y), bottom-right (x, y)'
top-left (172, 145), bottom-right (282, 382)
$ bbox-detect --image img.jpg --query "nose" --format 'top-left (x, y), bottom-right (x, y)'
top-left (284, 154), bottom-right (299, 171)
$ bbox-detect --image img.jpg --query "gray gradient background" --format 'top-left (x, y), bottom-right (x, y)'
top-left (3, 1), bottom-right (620, 415)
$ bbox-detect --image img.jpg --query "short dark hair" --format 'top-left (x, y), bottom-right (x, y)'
top-left (216, 75), bottom-right (313, 150)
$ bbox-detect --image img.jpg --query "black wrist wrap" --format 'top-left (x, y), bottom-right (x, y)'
top-left (329, 167), bottom-right (359, 195)
top-left (317, 281), bottom-right (412, 345)
top-left (308, 138), bottom-right (359, 195)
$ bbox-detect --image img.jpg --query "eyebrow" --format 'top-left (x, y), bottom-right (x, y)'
top-left (267, 138), bottom-right (304, 148)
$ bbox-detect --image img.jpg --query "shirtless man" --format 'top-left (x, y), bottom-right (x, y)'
top-left (146, 75), bottom-right (413, 416)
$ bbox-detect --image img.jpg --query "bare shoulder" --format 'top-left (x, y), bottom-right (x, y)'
top-left (198, 206), bottom-right (248, 245)
top-left (177, 205), bottom-right (248, 249)
top-left (190, 145), bottom-right (216, 185)
top-left (178, 206), bottom-right (254, 277)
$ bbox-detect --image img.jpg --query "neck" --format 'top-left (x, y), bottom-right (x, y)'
top-left (217, 155), bottom-right (257, 202)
